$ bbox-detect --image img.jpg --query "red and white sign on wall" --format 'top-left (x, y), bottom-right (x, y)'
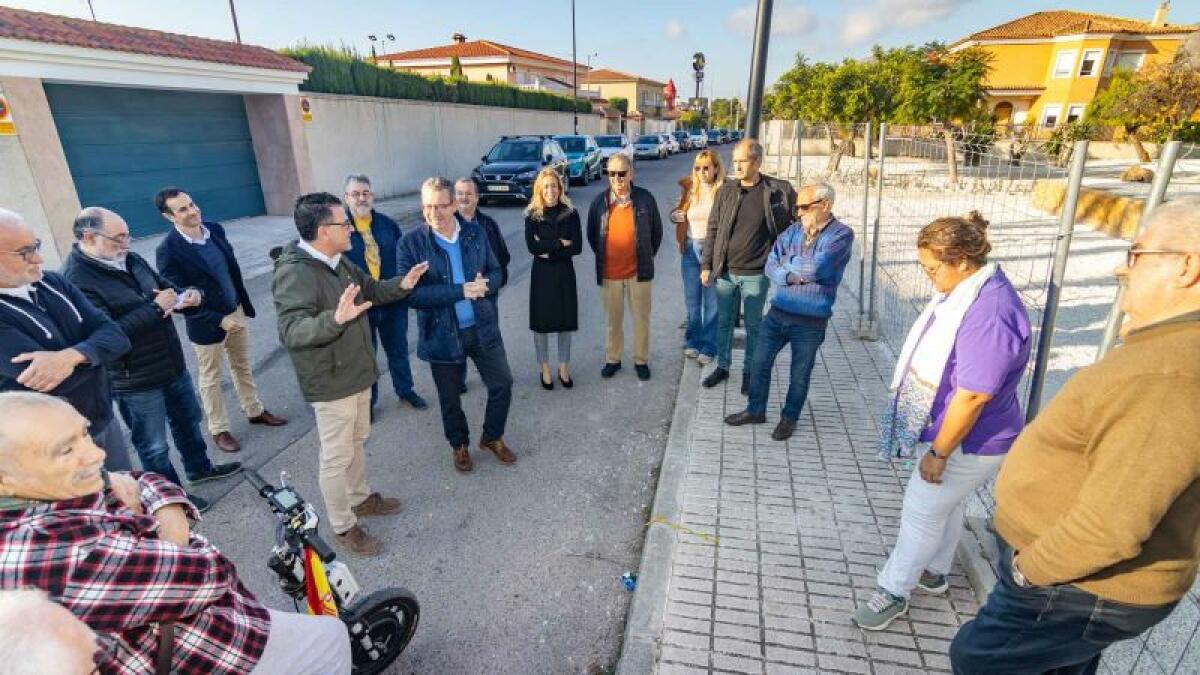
top-left (0, 95), bottom-right (15, 135)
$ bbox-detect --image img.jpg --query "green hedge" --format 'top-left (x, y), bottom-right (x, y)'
top-left (281, 47), bottom-right (592, 114)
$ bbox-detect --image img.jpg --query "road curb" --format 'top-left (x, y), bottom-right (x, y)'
top-left (959, 515), bottom-right (1000, 603)
top-left (616, 358), bottom-right (701, 675)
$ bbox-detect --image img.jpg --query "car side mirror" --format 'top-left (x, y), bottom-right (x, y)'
top-left (545, 154), bottom-right (553, 163)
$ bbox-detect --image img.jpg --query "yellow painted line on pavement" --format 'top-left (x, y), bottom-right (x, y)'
top-left (650, 514), bottom-right (720, 545)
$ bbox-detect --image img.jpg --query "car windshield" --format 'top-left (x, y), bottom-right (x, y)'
top-left (486, 141), bottom-right (542, 162)
top-left (595, 136), bottom-right (624, 148)
top-left (674, 132), bottom-right (687, 138)
top-left (636, 135), bottom-right (659, 144)
top-left (556, 137), bottom-right (586, 153)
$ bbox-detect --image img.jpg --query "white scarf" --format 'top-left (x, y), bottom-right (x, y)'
top-left (878, 262), bottom-right (998, 458)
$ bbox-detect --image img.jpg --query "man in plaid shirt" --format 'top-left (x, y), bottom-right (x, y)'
top-left (0, 391), bottom-right (351, 674)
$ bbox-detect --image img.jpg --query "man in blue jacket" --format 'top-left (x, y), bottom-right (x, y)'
top-left (0, 207), bottom-right (132, 470)
top-left (398, 177), bottom-right (516, 474)
top-left (723, 183), bottom-right (854, 441)
top-left (155, 188), bottom-right (288, 454)
top-left (343, 174), bottom-right (427, 414)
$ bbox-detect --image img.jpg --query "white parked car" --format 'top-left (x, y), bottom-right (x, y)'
top-left (595, 134), bottom-right (635, 168)
top-left (688, 131), bottom-right (708, 149)
top-left (659, 133), bottom-right (680, 154)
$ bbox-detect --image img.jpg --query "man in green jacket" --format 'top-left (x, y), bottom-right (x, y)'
top-left (272, 192), bottom-right (428, 556)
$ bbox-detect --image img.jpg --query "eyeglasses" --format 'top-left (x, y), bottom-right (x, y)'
top-left (1, 239), bottom-right (42, 263)
top-left (421, 201), bottom-right (455, 211)
top-left (920, 261), bottom-right (945, 278)
top-left (347, 190), bottom-right (373, 199)
top-left (1125, 247), bottom-right (1192, 269)
top-left (321, 220), bottom-right (352, 230)
top-left (607, 171), bottom-right (629, 178)
top-left (796, 199), bottom-right (826, 211)
top-left (94, 231), bottom-right (131, 245)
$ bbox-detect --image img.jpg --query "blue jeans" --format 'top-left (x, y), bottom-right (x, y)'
top-left (369, 302), bottom-right (416, 407)
top-left (715, 272), bottom-right (769, 371)
top-left (745, 311), bottom-right (827, 420)
top-left (681, 239), bottom-right (717, 357)
top-left (950, 535), bottom-right (1178, 674)
top-left (114, 372), bottom-right (213, 486)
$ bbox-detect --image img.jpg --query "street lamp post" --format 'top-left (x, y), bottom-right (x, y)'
top-left (367, 34), bottom-right (395, 64)
top-left (228, 0), bottom-right (242, 43)
top-left (744, 0), bottom-right (774, 139)
top-left (571, 0), bottom-right (579, 134)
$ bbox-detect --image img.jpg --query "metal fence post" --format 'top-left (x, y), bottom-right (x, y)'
top-left (1025, 140), bottom-right (1089, 421)
top-left (1095, 140), bottom-right (1183, 360)
top-left (856, 122), bottom-right (886, 341)
top-left (857, 122), bottom-right (873, 323)
top-left (790, 120), bottom-right (800, 184)
top-left (797, 121), bottom-right (803, 181)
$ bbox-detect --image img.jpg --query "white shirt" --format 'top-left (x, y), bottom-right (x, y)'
top-left (176, 225), bottom-right (211, 245)
top-left (432, 221), bottom-right (461, 245)
top-left (0, 285), bottom-right (32, 303)
top-left (298, 240), bottom-right (341, 270)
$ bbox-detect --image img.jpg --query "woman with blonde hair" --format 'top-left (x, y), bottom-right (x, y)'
top-left (852, 211), bottom-right (1032, 631)
top-left (670, 149), bottom-right (724, 365)
top-left (525, 168), bottom-right (582, 389)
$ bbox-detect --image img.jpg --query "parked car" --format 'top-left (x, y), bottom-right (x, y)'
top-left (472, 135), bottom-right (569, 203)
top-left (729, 129), bottom-right (744, 142)
top-left (688, 131), bottom-right (708, 149)
top-left (660, 133), bottom-right (681, 155)
top-left (715, 128), bottom-right (731, 144)
top-left (672, 130), bottom-right (692, 152)
top-left (705, 129), bottom-right (722, 145)
top-left (595, 134), bottom-right (634, 169)
top-left (633, 133), bottom-right (668, 160)
top-left (554, 134), bottom-right (603, 185)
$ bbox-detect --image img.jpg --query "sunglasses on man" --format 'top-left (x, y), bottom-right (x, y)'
top-left (607, 171), bottom-right (628, 178)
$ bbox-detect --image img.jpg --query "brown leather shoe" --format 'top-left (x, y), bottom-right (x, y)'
top-left (452, 444), bottom-right (473, 473)
top-left (479, 438), bottom-right (517, 465)
top-left (352, 492), bottom-right (402, 517)
top-left (335, 524), bottom-right (382, 556)
top-left (212, 431), bottom-right (240, 453)
top-left (249, 410), bottom-right (288, 426)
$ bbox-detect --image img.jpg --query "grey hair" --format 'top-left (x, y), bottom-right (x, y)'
top-left (72, 206), bottom-right (110, 240)
top-left (420, 176), bottom-right (454, 200)
top-left (0, 588), bottom-right (95, 675)
top-left (344, 173), bottom-right (372, 190)
top-left (454, 177), bottom-right (479, 193)
top-left (734, 138), bottom-right (764, 161)
top-left (804, 182), bottom-right (836, 205)
top-left (1146, 197), bottom-right (1200, 249)
top-left (0, 392), bottom-right (75, 463)
top-left (0, 208), bottom-right (23, 232)
top-left (606, 153), bottom-right (633, 171)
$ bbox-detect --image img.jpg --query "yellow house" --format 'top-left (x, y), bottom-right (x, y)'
top-left (375, 34), bottom-right (588, 95)
top-left (581, 68), bottom-right (668, 119)
top-left (949, 5), bottom-right (1197, 132)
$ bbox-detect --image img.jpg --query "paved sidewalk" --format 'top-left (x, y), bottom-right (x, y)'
top-left (631, 303), bottom-right (983, 675)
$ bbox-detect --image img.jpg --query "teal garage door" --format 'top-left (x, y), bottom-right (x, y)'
top-left (45, 84), bottom-right (265, 238)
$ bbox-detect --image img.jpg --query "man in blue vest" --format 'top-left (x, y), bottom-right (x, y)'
top-left (343, 174), bottom-right (427, 416)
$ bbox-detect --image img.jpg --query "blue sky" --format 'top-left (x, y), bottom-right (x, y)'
top-left (7, 0), bottom-right (1199, 100)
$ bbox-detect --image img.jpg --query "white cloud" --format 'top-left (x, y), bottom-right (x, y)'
top-left (664, 18), bottom-right (687, 40)
top-left (725, 2), bottom-right (818, 39)
top-left (841, 0), bottom-right (971, 45)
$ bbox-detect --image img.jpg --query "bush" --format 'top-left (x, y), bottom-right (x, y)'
top-left (281, 46), bottom-right (592, 114)
top-left (1174, 121), bottom-right (1200, 143)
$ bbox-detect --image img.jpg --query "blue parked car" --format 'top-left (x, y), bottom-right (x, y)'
top-left (554, 134), bottom-right (603, 185)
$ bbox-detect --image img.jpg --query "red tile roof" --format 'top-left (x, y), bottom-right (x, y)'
top-left (963, 10), bottom-right (1197, 42)
top-left (376, 39), bottom-right (584, 70)
top-left (0, 6), bottom-right (308, 72)
top-left (586, 68), bottom-right (667, 87)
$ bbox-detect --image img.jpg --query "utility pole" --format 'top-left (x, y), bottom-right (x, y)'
top-left (744, 0), bottom-right (773, 139)
top-left (571, 0), bottom-right (579, 134)
top-left (228, 0), bottom-right (242, 44)
top-left (86, 0), bottom-right (97, 21)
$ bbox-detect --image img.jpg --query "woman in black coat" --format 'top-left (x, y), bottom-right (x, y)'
top-left (525, 168), bottom-right (583, 390)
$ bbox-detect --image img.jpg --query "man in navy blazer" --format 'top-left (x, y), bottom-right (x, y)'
top-left (154, 187), bottom-right (288, 454)
top-left (343, 173), bottom-right (427, 414)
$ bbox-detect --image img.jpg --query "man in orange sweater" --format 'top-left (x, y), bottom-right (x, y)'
top-left (950, 199), bottom-right (1200, 673)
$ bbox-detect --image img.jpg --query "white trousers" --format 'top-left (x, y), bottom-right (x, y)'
top-left (250, 609), bottom-right (352, 675)
top-left (877, 448), bottom-right (1005, 599)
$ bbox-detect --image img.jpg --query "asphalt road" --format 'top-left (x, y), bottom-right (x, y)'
top-left (188, 147), bottom-right (727, 674)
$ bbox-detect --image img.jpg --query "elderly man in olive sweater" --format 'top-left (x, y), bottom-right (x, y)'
top-left (271, 193), bottom-right (427, 557)
top-left (950, 198), bottom-right (1200, 674)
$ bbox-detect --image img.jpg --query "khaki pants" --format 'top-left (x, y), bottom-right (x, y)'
top-left (601, 278), bottom-right (652, 365)
top-left (192, 306), bottom-right (264, 436)
top-left (311, 388), bottom-right (373, 535)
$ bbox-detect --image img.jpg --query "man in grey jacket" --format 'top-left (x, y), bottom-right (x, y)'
top-left (701, 138), bottom-right (797, 395)
top-left (271, 192), bottom-right (427, 556)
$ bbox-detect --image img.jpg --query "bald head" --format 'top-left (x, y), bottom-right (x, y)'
top-left (0, 208), bottom-right (42, 288)
top-left (0, 392), bottom-right (106, 501)
top-left (1143, 198), bottom-right (1200, 250)
top-left (0, 207), bottom-right (24, 234)
top-left (0, 588), bottom-right (98, 675)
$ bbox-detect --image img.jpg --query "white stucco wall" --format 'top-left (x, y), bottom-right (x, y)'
top-left (303, 93), bottom-right (608, 198)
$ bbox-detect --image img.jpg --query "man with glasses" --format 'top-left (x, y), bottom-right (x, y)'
top-left (62, 207), bottom-right (241, 513)
top-left (701, 138), bottom-right (797, 394)
top-left (950, 198), bottom-right (1200, 673)
top-left (397, 177), bottom-right (515, 473)
top-left (723, 183), bottom-right (853, 441)
top-left (585, 153), bottom-right (664, 380)
top-left (272, 193), bottom-right (428, 556)
top-left (0, 207), bottom-right (132, 471)
top-left (343, 174), bottom-right (428, 416)
top-left (155, 187), bottom-right (288, 455)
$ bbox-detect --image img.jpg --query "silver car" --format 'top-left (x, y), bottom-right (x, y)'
top-left (633, 133), bottom-right (667, 160)
top-left (688, 131), bottom-right (708, 149)
top-left (595, 134), bottom-right (635, 169)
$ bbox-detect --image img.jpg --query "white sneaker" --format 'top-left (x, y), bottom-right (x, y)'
top-left (697, 354), bottom-right (713, 366)
top-left (683, 348), bottom-right (699, 359)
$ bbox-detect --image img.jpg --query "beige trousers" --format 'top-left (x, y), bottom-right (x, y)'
top-left (311, 388), bottom-right (373, 535)
top-left (192, 306), bottom-right (265, 435)
top-left (601, 278), bottom-right (652, 365)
